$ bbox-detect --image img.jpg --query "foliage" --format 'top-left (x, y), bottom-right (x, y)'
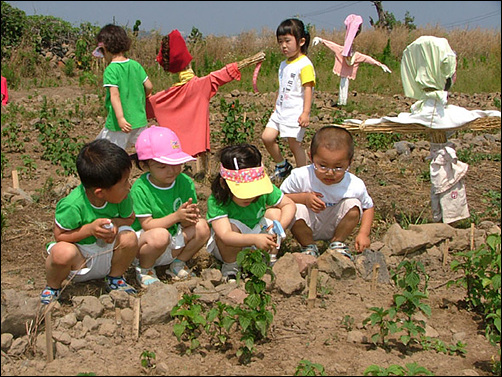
top-left (232, 248), bottom-right (276, 364)
top-left (218, 98), bottom-right (256, 145)
top-left (294, 359), bottom-right (327, 376)
top-left (363, 260), bottom-right (431, 349)
top-left (205, 301), bottom-right (236, 348)
top-left (171, 293), bottom-right (207, 355)
top-left (140, 350), bottom-right (156, 369)
top-left (448, 233), bottom-right (501, 374)
top-left (366, 133), bottom-right (402, 151)
top-left (364, 362), bottom-right (433, 376)
top-left (1, 1), bottom-right (28, 58)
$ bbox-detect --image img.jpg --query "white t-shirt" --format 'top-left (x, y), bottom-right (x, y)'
top-left (270, 55), bottom-right (315, 125)
top-left (280, 164), bottom-right (374, 209)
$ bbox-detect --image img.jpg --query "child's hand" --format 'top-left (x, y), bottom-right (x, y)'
top-left (298, 112), bottom-right (310, 128)
top-left (93, 219), bottom-right (116, 243)
top-left (253, 233), bottom-right (278, 251)
top-left (306, 191), bottom-right (326, 213)
top-left (354, 233), bottom-right (371, 253)
top-left (177, 198), bottom-right (201, 227)
top-left (117, 117), bottom-right (132, 133)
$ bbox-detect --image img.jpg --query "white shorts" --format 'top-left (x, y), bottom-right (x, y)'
top-left (46, 225), bottom-right (135, 282)
top-left (96, 126), bottom-right (147, 150)
top-left (293, 198), bottom-right (362, 241)
top-left (206, 217), bottom-right (273, 262)
top-left (135, 225), bottom-right (186, 267)
top-left (265, 119), bottom-right (305, 142)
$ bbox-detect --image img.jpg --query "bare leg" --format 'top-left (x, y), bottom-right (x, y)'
top-left (331, 206), bottom-right (360, 242)
top-left (137, 228), bottom-right (170, 268)
top-left (109, 230), bottom-right (138, 277)
top-left (45, 242), bottom-right (87, 289)
top-left (291, 219), bottom-right (315, 247)
top-left (172, 221), bottom-right (210, 262)
top-left (262, 127), bottom-right (283, 163)
top-left (287, 138), bottom-right (307, 167)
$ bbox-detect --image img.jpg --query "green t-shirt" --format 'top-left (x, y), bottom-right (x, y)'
top-left (103, 59), bottom-right (148, 131)
top-left (54, 184), bottom-right (134, 245)
top-left (206, 185), bottom-right (283, 229)
top-left (130, 172), bottom-right (197, 235)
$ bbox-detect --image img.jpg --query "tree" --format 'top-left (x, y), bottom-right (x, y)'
top-left (369, 1), bottom-right (416, 31)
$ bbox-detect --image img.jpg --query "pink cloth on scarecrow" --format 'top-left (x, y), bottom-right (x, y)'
top-left (342, 14), bottom-right (363, 57)
top-left (320, 39), bottom-right (386, 80)
top-left (146, 63), bottom-right (241, 157)
top-left (1, 76), bottom-right (8, 105)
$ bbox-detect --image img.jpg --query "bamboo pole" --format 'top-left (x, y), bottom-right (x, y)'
top-left (307, 268), bottom-right (318, 310)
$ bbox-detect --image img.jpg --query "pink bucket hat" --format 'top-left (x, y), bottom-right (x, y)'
top-left (135, 126), bottom-right (196, 165)
top-left (343, 14), bottom-right (363, 57)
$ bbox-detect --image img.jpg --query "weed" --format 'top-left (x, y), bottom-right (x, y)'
top-left (171, 293), bottom-right (207, 355)
top-left (294, 359), bottom-right (326, 376)
top-left (364, 362), bottom-right (434, 376)
top-left (341, 315), bottom-right (355, 332)
top-left (219, 98), bottom-right (255, 145)
top-left (140, 350), bottom-right (156, 369)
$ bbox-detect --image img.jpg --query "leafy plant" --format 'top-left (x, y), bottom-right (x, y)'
top-left (294, 359), bottom-right (326, 376)
top-left (420, 337), bottom-right (467, 356)
top-left (341, 314), bottom-right (355, 332)
top-left (448, 233), bottom-right (501, 374)
top-left (171, 293), bottom-right (207, 355)
top-left (140, 350), bottom-right (156, 369)
top-left (364, 362), bottom-right (434, 376)
top-left (232, 248), bottom-right (276, 364)
top-left (205, 301), bottom-right (236, 349)
top-left (219, 98), bottom-right (255, 145)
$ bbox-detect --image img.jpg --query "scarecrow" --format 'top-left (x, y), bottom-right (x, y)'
top-left (146, 29), bottom-right (265, 177)
top-left (343, 35), bottom-right (501, 224)
top-left (312, 14), bottom-right (391, 106)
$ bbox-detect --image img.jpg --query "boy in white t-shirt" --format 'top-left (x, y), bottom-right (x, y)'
top-left (280, 125), bottom-right (374, 258)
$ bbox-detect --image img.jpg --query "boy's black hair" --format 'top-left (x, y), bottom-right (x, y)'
top-left (211, 144), bottom-right (263, 204)
top-left (97, 24), bottom-right (131, 54)
top-left (310, 125), bottom-right (354, 161)
top-left (77, 139), bottom-right (132, 189)
top-left (276, 18), bottom-right (310, 55)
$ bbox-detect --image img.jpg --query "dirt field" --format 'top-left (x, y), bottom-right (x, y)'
top-left (1, 85), bottom-right (501, 376)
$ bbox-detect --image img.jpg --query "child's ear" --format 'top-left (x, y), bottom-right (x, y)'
top-left (299, 37), bottom-right (306, 47)
top-left (94, 187), bottom-right (106, 199)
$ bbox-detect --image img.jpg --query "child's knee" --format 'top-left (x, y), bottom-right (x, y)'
top-left (49, 242), bottom-right (80, 265)
top-left (196, 220), bottom-right (211, 241)
top-left (116, 230), bottom-right (139, 250)
top-left (145, 228), bottom-right (170, 250)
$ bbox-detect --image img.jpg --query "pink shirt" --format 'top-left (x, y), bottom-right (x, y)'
top-left (1, 76), bottom-right (8, 105)
top-left (146, 63), bottom-right (240, 157)
top-left (320, 39), bottom-right (385, 80)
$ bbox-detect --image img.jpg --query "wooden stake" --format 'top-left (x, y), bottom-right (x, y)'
top-left (442, 239), bottom-right (450, 267)
top-left (371, 263), bottom-right (380, 292)
top-left (307, 268), bottom-right (318, 310)
top-left (12, 170), bottom-right (19, 189)
top-left (45, 308), bottom-right (54, 362)
top-left (133, 298), bottom-right (141, 339)
top-left (470, 223), bottom-right (475, 250)
top-left (115, 307), bottom-right (122, 326)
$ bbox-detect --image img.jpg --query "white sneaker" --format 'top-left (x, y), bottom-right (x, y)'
top-left (167, 259), bottom-right (191, 281)
top-left (221, 262), bottom-right (239, 283)
top-left (135, 267), bottom-right (160, 289)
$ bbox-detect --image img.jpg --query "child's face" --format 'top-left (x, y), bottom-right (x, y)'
top-left (146, 160), bottom-right (183, 187)
top-left (100, 169), bottom-right (132, 203)
top-left (277, 34), bottom-right (304, 60)
top-left (311, 146), bottom-right (351, 185)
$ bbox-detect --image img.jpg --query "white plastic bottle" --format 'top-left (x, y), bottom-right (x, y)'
top-left (96, 222), bottom-right (114, 247)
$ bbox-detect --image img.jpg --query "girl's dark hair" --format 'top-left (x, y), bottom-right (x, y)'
top-left (97, 24), bottom-right (131, 54)
top-left (211, 144), bottom-right (262, 204)
top-left (310, 126), bottom-right (354, 161)
top-left (276, 18), bottom-right (310, 54)
top-left (77, 139), bottom-right (132, 189)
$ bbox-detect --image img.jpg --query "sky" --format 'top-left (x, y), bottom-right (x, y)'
top-left (7, 1), bottom-right (501, 37)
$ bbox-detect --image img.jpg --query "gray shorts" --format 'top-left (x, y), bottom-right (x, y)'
top-left (46, 225), bottom-right (135, 282)
top-left (293, 198), bottom-right (362, 241)
top-left (206, 217), bottom-right (272, 262)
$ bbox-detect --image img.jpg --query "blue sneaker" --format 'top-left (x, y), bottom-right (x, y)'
top-left (270, 160), bottom-right (293, 181)
top-left (301, 244), bottom-right (320, 257)
top-left (328, 241), bottom-right (354, 261)
top-left (40, 286), bottom-right (61, 305)
top-left (105, 275), bottom-right (137, 295)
